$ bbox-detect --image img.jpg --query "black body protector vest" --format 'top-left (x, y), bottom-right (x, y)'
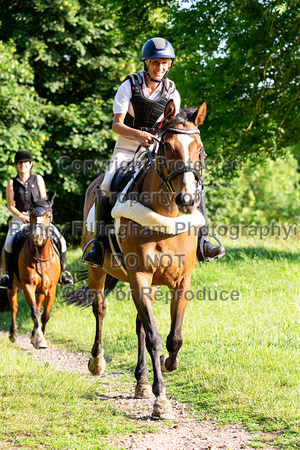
top-left (123, 73), bottom-right (176, 133)
top-left (13, 173), bottom-right (40, 213)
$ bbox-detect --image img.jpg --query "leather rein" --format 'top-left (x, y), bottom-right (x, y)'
top-left (28, 219), bottom-right (55, 291)
top-left (145, 126), bottom-right (204, 194)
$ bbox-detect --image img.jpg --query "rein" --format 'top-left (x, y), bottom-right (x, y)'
top-left (28, 227), bottom-right (55, 292)
top-left (147, 127), bottom-right (203, 194)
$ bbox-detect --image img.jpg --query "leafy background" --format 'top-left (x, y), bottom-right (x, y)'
top-left (0, 0), bottom-right (299, 243)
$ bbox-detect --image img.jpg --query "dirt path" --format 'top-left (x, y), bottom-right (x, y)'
top-left (1, 331), bottom-right (278, 450)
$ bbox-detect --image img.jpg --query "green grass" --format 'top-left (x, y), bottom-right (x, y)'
top-left (0, 335), bottom-right (156, 449)
top-left (0, 235), bottom-right (299, 449)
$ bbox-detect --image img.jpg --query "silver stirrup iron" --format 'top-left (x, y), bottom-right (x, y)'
top-left (200, 233), bottom-right (224, 262)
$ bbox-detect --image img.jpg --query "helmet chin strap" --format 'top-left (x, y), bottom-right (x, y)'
top-left (146, 72), bottom-right (162, 84)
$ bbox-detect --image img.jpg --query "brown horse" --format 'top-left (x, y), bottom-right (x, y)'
top-left (72, 100), bottom-right (207, 419)
top-left (3, 196), bottom-right (61, 349)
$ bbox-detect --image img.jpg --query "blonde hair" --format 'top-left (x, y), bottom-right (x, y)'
top-left (145, 59), bottom-right (172, 70)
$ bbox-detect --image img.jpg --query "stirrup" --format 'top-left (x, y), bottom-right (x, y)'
top-left (59, 270), bottom-right (74, 285)
top-left (0, 273), bottom-right (9, 290)
top-left (200, 233), bottom-right (225, 262)
top-left (81, 238), bottom-right (105, 268)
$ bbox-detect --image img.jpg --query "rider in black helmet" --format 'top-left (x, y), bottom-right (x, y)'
top-left (83, 37), bottom-right (224, 266)
top-left (0, 149), bottom-right (73, 288)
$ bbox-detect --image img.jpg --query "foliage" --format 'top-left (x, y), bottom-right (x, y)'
top-left (165, 0), bottom-right (300, 162)
top-left (0, 0), bottom-right (299, 233)
top-left (0, 0), bottom-right (162, 230)
top-left (205, 149), bottom-right (300, 225)
top-left (0, 40), bottom-right (47, 225)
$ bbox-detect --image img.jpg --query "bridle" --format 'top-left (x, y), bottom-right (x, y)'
top-left (145, 126), bottom-right (204, 194)
top-left (28, 206), bottom-right (54, 291)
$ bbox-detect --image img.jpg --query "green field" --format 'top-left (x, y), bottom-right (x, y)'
top-left (0, 235), bottom-right (299, 449)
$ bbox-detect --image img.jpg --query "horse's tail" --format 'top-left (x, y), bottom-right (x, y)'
top-left (62, 274), bottom-right (119, 309)
top-left (0, 288), bottom-right (10, 313)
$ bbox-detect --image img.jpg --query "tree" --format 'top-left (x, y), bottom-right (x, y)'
top-left (0, 40), bottom-right (47, 225)
top-left (164, 0), bottom-right (300, 163)
top-left (0, 0), bottom-right (165, 236)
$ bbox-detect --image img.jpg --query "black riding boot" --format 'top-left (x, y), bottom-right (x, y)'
top-left (83, 191), bottom-right (111, 268)
top-left (197, 188), bottom-right (225, 262)
top-left (0, 251), bottom-right (14, 289)
top-left (59, 251), bottom-right (74, 285)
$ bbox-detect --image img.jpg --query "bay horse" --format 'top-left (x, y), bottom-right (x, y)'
top-left (2, 196), bottom-right (61, 349)
top-left (71, 100), bottom-right (207, 419)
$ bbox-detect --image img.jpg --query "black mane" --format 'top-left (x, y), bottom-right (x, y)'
top-left (160, 107), bottom-right (197, 133)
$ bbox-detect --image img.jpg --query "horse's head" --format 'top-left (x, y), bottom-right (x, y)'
top-left (29, 194), bottom-right (55, 246)
top-left (157, 100), bottom-right (207, 214)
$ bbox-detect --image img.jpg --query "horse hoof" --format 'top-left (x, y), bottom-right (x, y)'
top-left (135, 381), bottom-right (154, 399)
top-left (38, 337), bottom-right (48, 349)
top-left (88, 352), bottom-right (106, 376)
top-left (152, 394), bottom-right (174, 420)
top-left (160, 354), bottom-right (179, 373)
top-left (9, 334), bottom-right (17, 343)
top-left (31, 330), bottom-right (47, 349)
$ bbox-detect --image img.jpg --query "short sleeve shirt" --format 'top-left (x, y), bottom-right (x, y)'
top-left (113, 73), bottom-right (181, 117)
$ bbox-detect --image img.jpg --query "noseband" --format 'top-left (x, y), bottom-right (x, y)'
top-left (153, 126), bottom-right (203, 194)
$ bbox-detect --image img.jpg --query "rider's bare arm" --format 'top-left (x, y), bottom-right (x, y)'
top-left (37, 175), bottom-right (47, 198)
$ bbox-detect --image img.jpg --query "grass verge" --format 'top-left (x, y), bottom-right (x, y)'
top-left (0, 235), bottom-right (299, 449)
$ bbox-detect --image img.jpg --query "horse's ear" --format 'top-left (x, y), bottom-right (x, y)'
top-left (190, 100), bottom-right (207, 126)
top-left (164, 99), bottom-right (176, 121)
top-left (48, 192), bottom-right (56, 207)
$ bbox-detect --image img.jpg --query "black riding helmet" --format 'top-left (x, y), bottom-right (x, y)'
top-left (141, 38), bottom-right (175, 82)
top-left (14, 149), bottom-right (32, 164)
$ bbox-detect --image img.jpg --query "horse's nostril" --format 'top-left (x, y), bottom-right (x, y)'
top-left (175, 193), bottom-right (183, 206)
top-left (175, 193), bottom-right (195, 206)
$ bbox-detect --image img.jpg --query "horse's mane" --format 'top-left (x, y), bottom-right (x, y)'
top-left (160, 107), bottom-right (197, 133)
top-left (123, 107), bottom-right (199, 176)
top-left (30, 197), bottom-right (53, 214)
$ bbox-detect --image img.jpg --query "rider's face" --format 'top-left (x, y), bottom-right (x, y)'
top-left (147, 59), bottom-right (171, 81)
top-left (16, 161), bottom-right (32, 175)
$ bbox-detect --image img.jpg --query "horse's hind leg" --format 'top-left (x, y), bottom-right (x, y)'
top-left (88, 270), bottom-right (107, 376)
top-left (8, 287), bottom-right (18, 343)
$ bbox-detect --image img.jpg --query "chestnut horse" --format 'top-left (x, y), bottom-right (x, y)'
top-left (5, 196), bottom-right (60, 349)
top-left (76, 100), bottom-right (206, 419)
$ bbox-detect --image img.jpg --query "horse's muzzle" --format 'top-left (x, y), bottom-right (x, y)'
top-left (31, 224), bottom-right (48, 246)
top-left (175, 193), bottom-right (196, 214)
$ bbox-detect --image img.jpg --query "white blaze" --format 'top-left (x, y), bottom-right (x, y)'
top-left (176, 134), bottom-right (196, 199)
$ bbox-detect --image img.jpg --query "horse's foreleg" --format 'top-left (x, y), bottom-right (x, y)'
top-left (129, 274), bottom-right (173, 420)
top-left (88, 271), bottom-right (107, 376)
top-left (23, 284), bottom-right (46, 349)
top-left (161, 282), bottom-right (189, 373)
top-left (8, 287), bottom-right (18, 343)
top-left (39, 289), bottom-right (56, 347)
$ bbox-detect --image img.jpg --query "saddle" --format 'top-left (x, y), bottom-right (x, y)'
top-left (98, 145), bottom-right (154, 273)
top-left (110, 145), bottom-right (152, 205)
